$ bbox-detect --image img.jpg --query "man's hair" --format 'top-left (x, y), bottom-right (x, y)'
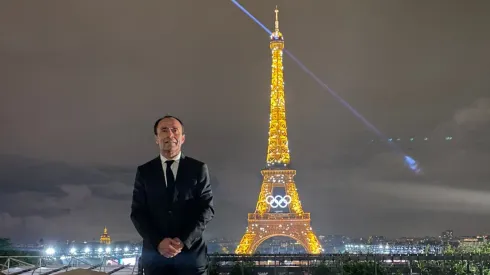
top-left (153, 115), bottom-right (185, 135)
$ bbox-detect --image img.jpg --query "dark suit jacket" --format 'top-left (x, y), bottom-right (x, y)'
top-left (130, 153), bottom-right (214, 268)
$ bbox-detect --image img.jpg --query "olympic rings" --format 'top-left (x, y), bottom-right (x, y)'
top-left (265, 195), bottom-right (291, 208)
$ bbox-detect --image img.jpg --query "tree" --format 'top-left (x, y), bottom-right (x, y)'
top-left (229, 261), bottom-right (255, 275)
top-left (342, 261), bottom-right (388, 275)
top-left (208, 257), bottom-right (220, 275)
top-left (312, 263), bottom-right (332, 275)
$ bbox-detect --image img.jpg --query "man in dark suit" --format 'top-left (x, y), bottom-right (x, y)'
top-left (130, 115), bottom-right (215, 275)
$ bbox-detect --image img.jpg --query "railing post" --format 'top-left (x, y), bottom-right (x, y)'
top-left (480, 256), bottom-right (484, 275)
top-left (306, 259), bottom-right (309, 275)
top-left (138, 256), bottom-right (144, 275)
top-left (37, 257), bottom-right (41, 275)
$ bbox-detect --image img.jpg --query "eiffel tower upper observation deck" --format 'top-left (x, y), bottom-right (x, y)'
top-left (235, 7), bottom-right (322, 255)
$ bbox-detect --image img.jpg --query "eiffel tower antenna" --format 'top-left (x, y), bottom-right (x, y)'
top-left (274, 5), bottom-right (280, 32)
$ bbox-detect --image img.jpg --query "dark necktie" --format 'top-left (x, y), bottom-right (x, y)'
top-left (165, 160), bottom-right (176, 199)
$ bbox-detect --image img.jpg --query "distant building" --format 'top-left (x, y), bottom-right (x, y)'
top-left (441, 230), bottom-right (454, 240)
top-left (344, 243), bottom-right (443, 254)
top-left (459, 236), bottom-right (479, 245)
top-left (100, 227), bottom-right (111, 245)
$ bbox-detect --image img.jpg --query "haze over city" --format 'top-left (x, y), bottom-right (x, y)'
top-left (1, 0), bottom-right (490, 245)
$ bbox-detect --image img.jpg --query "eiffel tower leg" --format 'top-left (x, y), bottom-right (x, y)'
top-left (270, 222), bottom-right (322, 254)
top-left (255, 182), bottom-right (272, 215)
top-left (298, 227), bottom-right (322, 254)
top-left (235, 230), bottom-right (259, 254)
top-left (285, 182), bottom-right (304, 215)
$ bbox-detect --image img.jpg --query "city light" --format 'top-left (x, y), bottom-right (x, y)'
top-left (370, 136), bottom-right (454, 143)
top-left (45, 247), bottom-right (55, 255)
top-left (69, 247), bottom-right (76, 254)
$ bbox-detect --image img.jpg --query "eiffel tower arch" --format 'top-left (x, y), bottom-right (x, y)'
top-left (242, 233), bottom-right (311, 254)
top-left (236, 169), bottom-right (322, 254)
top-left (236, 7), bottom-right (322, 254)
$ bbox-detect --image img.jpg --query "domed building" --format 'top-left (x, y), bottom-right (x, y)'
top-left (99, 227), bottom-right (111, 245)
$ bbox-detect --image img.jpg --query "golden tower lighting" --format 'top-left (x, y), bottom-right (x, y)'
top-left (99, 226), bottom-right (111, 245)
top-left (235, 7), bottom-right (322, 255)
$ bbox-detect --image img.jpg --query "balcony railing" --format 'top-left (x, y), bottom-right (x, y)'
top-left (247, 213), bottom-right (310, 221)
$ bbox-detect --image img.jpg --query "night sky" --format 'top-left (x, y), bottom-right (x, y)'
top-left (1, 1), bottom-right (490, 243)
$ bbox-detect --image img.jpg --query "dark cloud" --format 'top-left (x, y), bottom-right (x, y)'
top-left (90, 183), bottom-right (133, 201)
top-left (0, 154), bottom-right (135, 197)
top-left (1, 0), bottom-right (490, 242)
top-left (0, 154), bottom-right (231, 242)
top-left (0, 154), bottom-right (137, 240)
top-left (11, 207), bottom-right (72, 219)
top-left (0, 155), bottom-right (111, 194)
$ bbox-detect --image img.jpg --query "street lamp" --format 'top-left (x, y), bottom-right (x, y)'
top-left (45, 247), bottom-right (55, 255)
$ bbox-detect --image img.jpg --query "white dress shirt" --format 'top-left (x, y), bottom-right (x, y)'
top-left (160, 152), bottom-right (181, 187)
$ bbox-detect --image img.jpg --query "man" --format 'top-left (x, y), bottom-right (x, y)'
top-left (130, 115), bottom-right (215, 275)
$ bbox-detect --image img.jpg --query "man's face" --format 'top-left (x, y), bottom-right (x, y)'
top-left (155, 118), bottom-right (185, 155)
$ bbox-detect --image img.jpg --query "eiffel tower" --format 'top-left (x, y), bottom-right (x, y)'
top-left (235, 7), bottom-right (322, 255)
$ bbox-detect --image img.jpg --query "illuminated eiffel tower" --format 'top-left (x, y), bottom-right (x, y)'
top-left (235, 7), bottom-right (322, 255)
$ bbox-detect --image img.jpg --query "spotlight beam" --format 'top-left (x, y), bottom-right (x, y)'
top-left (230, 0), bottom-right (422, 174)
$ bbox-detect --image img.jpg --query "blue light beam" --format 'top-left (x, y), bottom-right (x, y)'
top-left (230, 0), bottom-right (422, 174)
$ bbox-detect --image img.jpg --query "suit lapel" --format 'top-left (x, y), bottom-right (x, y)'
top-left (175, 153), bottom-right (186, 184)
top-left (173, 153), bottom-right (187, 201)
top-left (150, 156), bottom-right (167, 195)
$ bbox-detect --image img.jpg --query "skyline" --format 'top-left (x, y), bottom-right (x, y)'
top-left (1, 1), bottom-right (490, 243)
top-left (0, 232), bottom-right (457, 244)
top-left (0, 226), bottom-right (480, 245)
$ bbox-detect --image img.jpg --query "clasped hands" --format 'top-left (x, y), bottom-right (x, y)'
top-left (158, 237), bottom-right (184, 258)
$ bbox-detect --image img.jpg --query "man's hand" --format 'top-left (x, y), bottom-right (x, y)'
top-left (171, 238), bottom-right (184, 250)
top-left (157, 238), bottom-right (181, 258)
